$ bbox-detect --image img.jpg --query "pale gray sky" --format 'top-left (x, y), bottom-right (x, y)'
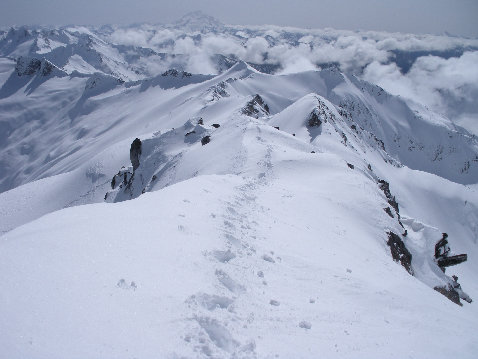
top-left (1, 0), bottom-right (477, 37)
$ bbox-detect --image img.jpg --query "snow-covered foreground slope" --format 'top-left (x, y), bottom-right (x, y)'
top-left (1, 138), bottom-right (477, 358)
top-left (1, 23), bottom-right (478, 357)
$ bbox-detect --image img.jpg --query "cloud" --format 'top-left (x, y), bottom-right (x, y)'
top-left (244, 37), bottom-right (269, 63)
top-left (104, 24), bottom-right (478, 133)
top-left (363, 51), bottom-right (478, 133)
top-left (149, 29), bottom-right (177, 47)
top-left (202, 34), bottom-right (245, 57)
top-left (109, 28), bottom-right (151, 47)
top-left (311, 36), bottom-right (390, 71)
top-left (173, 36), bottom-right (197, 54)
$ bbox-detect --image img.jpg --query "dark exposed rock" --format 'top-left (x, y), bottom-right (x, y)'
top-left (307, 112), bottom-right (322, 127)
top-left (16, 57), bottom-right (41, 76)
top-left (388, 197), bottom-right (399, 215)
top-left (384, 207), bottom-right (394, 218)
top-left (374, 135), bottom-right (385, 151)
top-left (347, 163), bottom-right (354, 169)
top-left (130, 138), bottom-right (142, 171)
top-left (41, 61), bottom-right (54, 76)
top-left (437, 254), bottom-right (468, 268)
top-left (185, 130), bottom-right (196, 136)
top-left (161, 69), bottom-right (192, 77)
top-left (274, 126), bottom-right (279, 130)
top-left (434, 285), bottom-right (462, 306)
top-left (208, 81), bottom-right (229, 100)
top-left (378, 180), bottom-right (392, 201)
top-left (212, 123), bottom-right (220, 128)
top-left (387, 231), bottom-right (413, 275)
top-left (197, 118), bottom-right (204, 125)
top-left (15, 56), bottom-right (59, 77)
top-left (378, 179), bottom-right (400, 216)
top-left (311, 151), bottom-right (315, 153)
top-left (341, 132), bottom-right (348, 145)
top-left (110, 168), bottom-right (133, 190)
top-left (201, 136), bottom-right (211, 145)
top-left (242, 94), bottom-right (270, 118)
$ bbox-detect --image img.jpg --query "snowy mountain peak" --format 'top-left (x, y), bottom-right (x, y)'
top-left (173, 11), bottom-right (224, 32)
top-left (222, 60), bottom-right (259, 78)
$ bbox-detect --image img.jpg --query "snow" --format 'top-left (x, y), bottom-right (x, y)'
top-left (63, 54), bottom-right (99, 74)
top-left (0, 18), bottom-right (477, 358)
top-left (2, 164), bottom-right (477, 358)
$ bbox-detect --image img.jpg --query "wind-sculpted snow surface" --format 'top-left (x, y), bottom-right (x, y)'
top-left (1, 17), bottom-right (478, 358)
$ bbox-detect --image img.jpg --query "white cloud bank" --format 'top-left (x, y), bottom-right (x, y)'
top-left (107, 25), bottom-right (478, 133)
top-left (363, 51), bottom-right (478, 132)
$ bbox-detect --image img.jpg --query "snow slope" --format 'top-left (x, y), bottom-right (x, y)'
top-left (1, 129), bottom-right (476, 358)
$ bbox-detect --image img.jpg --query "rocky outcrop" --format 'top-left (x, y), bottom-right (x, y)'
top-left (110, 167), bottom-right (133, 190)
top-left (242, 94), bottom-right (270, 118)
top-left (434, 285), bottom-right (462, 306)
top-left (15, 56), bottom-right (62, 77)
top-left (130, 138), bottom-right (142, 171)
top-left (15, 57), bottom-right (41, 76)
top-left (307, 111), bottom-right (322, 127)
top-left (387, 231), bottom-right (413, 275)
top-left (208, 81), bottom-right (229, 101)
top-left (105, 119), bottom-right (214, 203)
top-left (434, 273), bottom-right (472, 306)
top-left (162, 69), bottom-right (192, 78)
top-left (378, 179), bottom-right (399, 216)
top-left (201, 136), bottom-right (211, 146)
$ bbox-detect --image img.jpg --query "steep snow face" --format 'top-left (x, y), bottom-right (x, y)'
top-left (1, 21), bottom-right (478, 359)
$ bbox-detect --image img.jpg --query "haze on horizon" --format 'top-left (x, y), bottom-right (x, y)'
top-left (1, 0), bottom-right (477, 37)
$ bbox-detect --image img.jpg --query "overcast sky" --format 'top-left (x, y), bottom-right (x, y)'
top-left (1, 0), bottom-right (477, 37)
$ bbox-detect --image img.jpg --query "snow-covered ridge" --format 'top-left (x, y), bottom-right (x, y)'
top-left (1, 59), bottom-right (477, 196)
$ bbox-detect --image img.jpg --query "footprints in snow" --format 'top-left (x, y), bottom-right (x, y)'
top-left (116, 278), bottom-right (137, 291)
top-left (299, 321), bottom-right (312, 330)
top-left (183, 176), bottom-right (284, 356)
top-left (212, 249), bottom-right (236, 263)
top-left (187, 293), bottom-right (234, 311)
top-left (182, 148), bottom-right (310, 355)
top-left (215, 269), bottom-right (245, 294)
